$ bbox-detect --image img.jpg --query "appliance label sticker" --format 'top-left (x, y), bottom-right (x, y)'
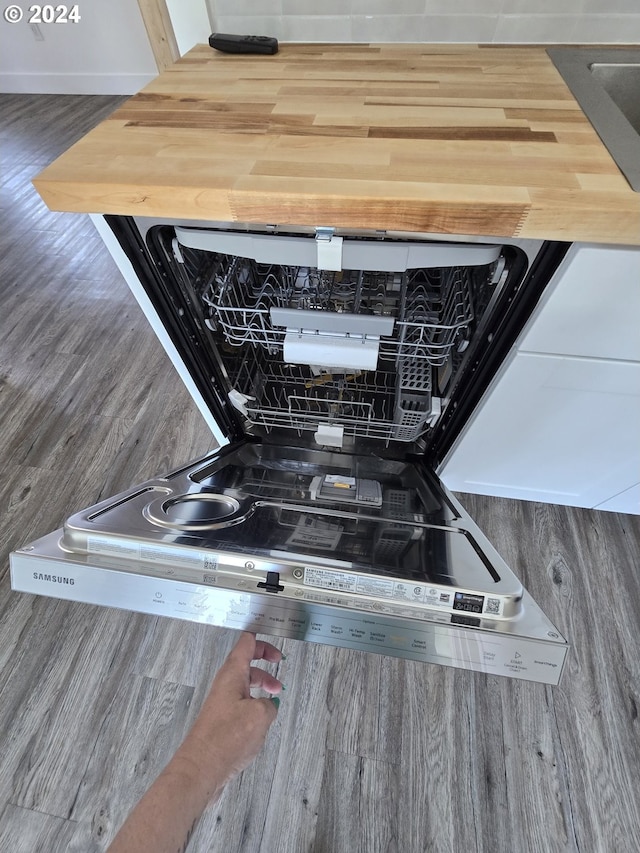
top-left (87, 536), bottom-right (209, 570)
top-left (354, 576), bottom-right (395, 597)
top-left (140, 544), bottom-right (206, 570)
top-left (324, 476), bottom-right (356, 488)
top-left (484, 597), bottom-right (503, 616)
top-left (287, 518), bottom-right (343, 551)
top-left (424, 588), bottom-right (452, 608)
top-left (303, 567), bottom-right (455, 609)
top-left (87, 536), bottom-right (139, 559)
top-left (304, 567), bottom-right (358, 593)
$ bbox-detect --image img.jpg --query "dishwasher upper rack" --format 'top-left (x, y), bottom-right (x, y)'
top-left (200, 255), bottom-right (478, 367)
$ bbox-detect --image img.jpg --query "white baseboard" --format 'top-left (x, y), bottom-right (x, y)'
top-left (0, 73), bottom-right (156, 95)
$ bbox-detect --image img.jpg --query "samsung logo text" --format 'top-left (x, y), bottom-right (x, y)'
top-left (33, 572), bottom-right (75, 585)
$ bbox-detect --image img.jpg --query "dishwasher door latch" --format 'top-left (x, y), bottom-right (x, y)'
top-left (257, 571), bottom-right (284, 594)
top-left (315, 227), bottom-right (343, 271)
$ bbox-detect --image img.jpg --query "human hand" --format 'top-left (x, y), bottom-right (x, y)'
top-left (106, 634), bottom-right (283, 853)
top-left (177, 632), bottom-right (283, 792)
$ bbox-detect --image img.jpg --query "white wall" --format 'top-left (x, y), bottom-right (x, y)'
top-left (165, 0), bottom-right (212, 55)
top-left (207, 0), bottom-right (640, 44)
top-left (2, 0), bottom-right (638, 96)
top-left (0, 0), bottom-right (158, 94)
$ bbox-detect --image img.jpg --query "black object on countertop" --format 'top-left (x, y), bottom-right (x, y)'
top-left (209, 33), bottom-right (279, 55)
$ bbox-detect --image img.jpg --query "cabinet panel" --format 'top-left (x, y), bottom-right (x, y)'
top-left (440, 352), bottom-right (640, 511)
top-left (520, 246), bottom-right (640, 361)
top-left (595, 483), bottom-right (640, 514)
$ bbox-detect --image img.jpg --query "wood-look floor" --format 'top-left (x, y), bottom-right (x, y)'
top-left (1, 94), bottom-right (639, 853)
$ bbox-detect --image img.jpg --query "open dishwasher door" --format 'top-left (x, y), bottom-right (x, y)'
top-left (10, 440), bottom-right (567, 684)
top-left (10, 215), bottom-right (568, 684)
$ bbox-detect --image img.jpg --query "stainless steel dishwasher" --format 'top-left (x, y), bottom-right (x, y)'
top-left (10, 216), bottom-right (570, 684)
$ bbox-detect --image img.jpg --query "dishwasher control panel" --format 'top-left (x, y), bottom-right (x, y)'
top-left (11, 541), bottom-right (567, 686)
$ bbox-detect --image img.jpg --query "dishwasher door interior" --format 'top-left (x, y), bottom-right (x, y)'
top-left (10, 441), bottom-right (568, 685)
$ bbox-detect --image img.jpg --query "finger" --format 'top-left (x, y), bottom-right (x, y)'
top-left (227, 631), bottom-right (257, 667)
top-left (219, 633), bottom-right (282, 699)
top-left (258, 696), bottom-right (280, 724)
top-left (249, 666), bottom-right (283, 695)
top-left (253, 639), bottom-right (284, 664)
top-left (217, 632), bottom-right (257, 697)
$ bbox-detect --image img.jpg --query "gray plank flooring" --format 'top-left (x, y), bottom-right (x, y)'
top-left (0, 94), bottom-right (639, 853)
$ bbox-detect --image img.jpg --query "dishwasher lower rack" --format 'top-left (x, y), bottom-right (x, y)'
top-left (226, 347), bottom-right (434, 443)
top-left (200, 256), bottom-right (477, 368)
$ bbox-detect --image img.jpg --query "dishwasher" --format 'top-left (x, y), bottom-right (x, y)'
top-left (10, 216), bottom-right (570, 684)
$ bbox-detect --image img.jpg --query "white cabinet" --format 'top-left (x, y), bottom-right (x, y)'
top-left (520, 246), bottom-right (640, 362)
top-left (440, 352), bottom-right (640, 509)
top-left (441, 244), bottom-right (640, 514)
top-left (596, 483), bottom-right (640, 513)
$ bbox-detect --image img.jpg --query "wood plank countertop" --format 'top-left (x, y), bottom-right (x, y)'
top-left (34, 43), bottom-right (640, 245)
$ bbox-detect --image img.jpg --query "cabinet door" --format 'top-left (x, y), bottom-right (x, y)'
top-left (440, 352), bottom-right (640, 511)
top-left (595, 483), bottom-right (640, 514)
top-left (520, 245), bottom-right (640, 361)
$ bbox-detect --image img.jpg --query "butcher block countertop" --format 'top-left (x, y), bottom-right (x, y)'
top-left (34, 43), bottom-right (640, 245)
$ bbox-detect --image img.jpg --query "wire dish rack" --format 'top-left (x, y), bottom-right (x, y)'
top-left (180, 246), bottom-right (497, 443)
top-left (226, 346), bottom-right (433, 443)
top-left (201, 257), bottom-right (475, 367)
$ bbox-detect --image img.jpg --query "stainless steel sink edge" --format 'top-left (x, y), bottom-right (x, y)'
top-left (547, 47), bottom-right (640, 192)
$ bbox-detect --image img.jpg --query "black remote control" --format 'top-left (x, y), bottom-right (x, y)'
top-left (209, 33), bottom-right (279, 55)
